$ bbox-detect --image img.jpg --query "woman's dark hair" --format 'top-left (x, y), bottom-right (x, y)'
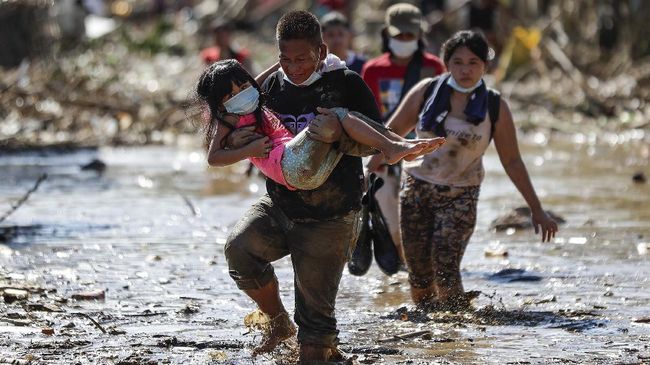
top-left (195, 59), bottom-right (265, 146)
top-left (441, 30), bottom-right (491, 65)
top-left (276, 10), bottom-right (323, 47)
top-left (380, 27), bottom-right (425, 54)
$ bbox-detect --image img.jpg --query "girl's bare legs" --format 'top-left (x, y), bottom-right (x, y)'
top-left (333, 111), bottom-right (445, 164)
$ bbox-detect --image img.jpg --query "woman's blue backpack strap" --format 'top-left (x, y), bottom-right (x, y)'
top-left (421, 78), bottom-right (501, 140)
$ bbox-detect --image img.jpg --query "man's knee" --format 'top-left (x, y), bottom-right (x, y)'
top-left (224, 236), bottom-right (247, 267)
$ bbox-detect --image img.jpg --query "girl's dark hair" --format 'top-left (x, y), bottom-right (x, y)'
top-left (195, 59), bottom-right (265, 146)
top-left (441, 30), bottom-right (491, 64)
top-left (380, 27), bottom-right (425, 54)
top-left (276, 10), bottom-right (323, 47)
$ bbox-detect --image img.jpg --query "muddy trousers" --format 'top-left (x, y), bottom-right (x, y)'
top-left (225, 195), bottom-right (359, 347)
top-left (399, 175), bottom-right (480, 290)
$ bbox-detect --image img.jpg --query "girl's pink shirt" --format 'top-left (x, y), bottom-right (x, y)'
top-left (236, 108), bottom-right (295, 189)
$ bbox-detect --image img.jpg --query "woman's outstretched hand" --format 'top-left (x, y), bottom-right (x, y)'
top-left (532, 210), bottom-right (558, 242)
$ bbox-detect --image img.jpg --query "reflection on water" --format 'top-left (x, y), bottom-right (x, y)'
top-left (0, 134), bottom-right (649, 363)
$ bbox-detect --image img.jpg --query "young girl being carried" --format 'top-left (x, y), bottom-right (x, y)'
top-left (196, 59), bottom-right (445, 190)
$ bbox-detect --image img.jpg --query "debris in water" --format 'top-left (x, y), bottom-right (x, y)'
top-left (71, 289), bottom-right (105, 300)
top-left (157, 337), bottom-right (244, 349)
top-left (80, 158), bottom-right (107, 172)
top-left (484, 241), bottom-right (509, 257)
top-left (2, 289), bottom-right (29, 303)
top-left (525, 296), bottom-right (556, 305)
top-left (637, 242), bottom-right (648, 255)
top-left (24, 303), bottom-right (63, 312)
top-left (340, 346), bottom-right (401, 355)
top-left (208, 351), bottom-right (228, 361)
top-left (378, 330), bottom-right (431, 343)
top-left (632, 171), bottom-right (647, 183)
top-left (41, 327), bottom-right (54, 336)
top-left (490, 206), bottom-right (565, 232)
top-left (487, 268), bottom-right (543, 283)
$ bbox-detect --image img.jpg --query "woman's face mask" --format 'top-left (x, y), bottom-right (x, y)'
top-left (389, 38), bottom-right (418, 58)
top-left (447, 76), bottom-right (483, 93)
top-left (223, 85), bottom-right (259, 115)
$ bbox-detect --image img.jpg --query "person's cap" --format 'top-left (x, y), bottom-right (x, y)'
top-left (385, 3), bottom-right (424, 36)
top-left (320, 11), bottom-right (350, 30)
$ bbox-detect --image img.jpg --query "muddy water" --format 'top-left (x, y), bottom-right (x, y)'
top-left (0, 131), bottom-right (649, 364)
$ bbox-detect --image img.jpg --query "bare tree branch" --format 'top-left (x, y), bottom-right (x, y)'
top-left (0, 173), bottom-right (47, 225)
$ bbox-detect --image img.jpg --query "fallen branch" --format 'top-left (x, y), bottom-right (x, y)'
top-left (0, 357), bottom-right (31, 365)
top-left (0, 318), bottom-right (32, 326)
top-left (377, 330), bottom-right (431, 343)
top-left (156, 337), bottom-right (244, 349)
top-left (0, 173), bottom-right (47, 225)
top-left (70, 312), bottom-right (107, 334)
top-left (123, 311), bottom-right (167, 317)
top-left (181, 194), bottom-right (200, 217)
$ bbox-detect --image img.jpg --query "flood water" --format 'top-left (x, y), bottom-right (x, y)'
top-left (1, 131), bottom-right (649, 364)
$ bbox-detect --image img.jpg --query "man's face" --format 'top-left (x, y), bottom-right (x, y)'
top-left (278, 39), bottom-right (326, 85)
top-left (322, 25), bottom-right (351, 57)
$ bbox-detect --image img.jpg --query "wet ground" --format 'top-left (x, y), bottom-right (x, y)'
top-left (0, 130), bottom-right (649, 364)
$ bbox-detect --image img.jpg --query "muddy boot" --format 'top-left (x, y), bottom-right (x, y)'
top-left (252, 312), bottom-right (296, 356)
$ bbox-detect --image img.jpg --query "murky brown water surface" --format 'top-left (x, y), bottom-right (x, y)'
top-left (1, 131), bottom-right (649, 364)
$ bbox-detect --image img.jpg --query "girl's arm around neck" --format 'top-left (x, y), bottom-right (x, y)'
top-left (206, 123), bottom-right (272, 166)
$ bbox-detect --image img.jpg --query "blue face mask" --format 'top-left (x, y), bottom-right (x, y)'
top-left (223, 86), bottom-right (260, 115)
top-left (447, 76), bottom-right (483, 93)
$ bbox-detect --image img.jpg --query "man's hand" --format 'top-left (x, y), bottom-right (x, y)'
top-left (226, 126), bottom-right (264, 149)
top-left (307, 107), bottom-right (343, 143)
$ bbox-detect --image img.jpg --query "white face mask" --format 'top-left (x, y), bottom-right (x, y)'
top-left (389, 38), bottom-right (418, 58)
top-left (447, 76), bottom-right (483, 93)
top-left (283, 48), bottom-right (324, 87)
top-left (223, 86), bottom-right (259, 115)
top-left (284, 70), bottom-right (322, 87)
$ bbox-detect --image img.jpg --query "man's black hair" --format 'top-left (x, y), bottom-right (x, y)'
top-left (276, 10), bottom-right (323, 46)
